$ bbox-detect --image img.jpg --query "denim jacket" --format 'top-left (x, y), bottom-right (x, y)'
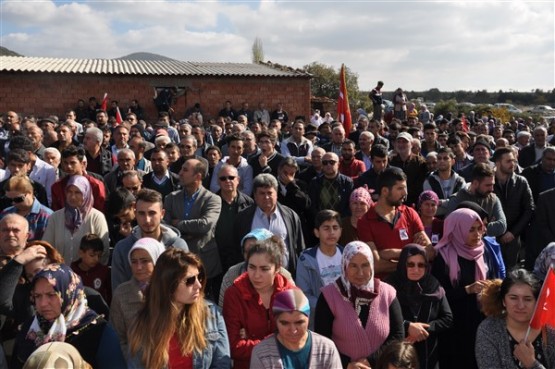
top-left (127, 300), bottom-right (231, 369)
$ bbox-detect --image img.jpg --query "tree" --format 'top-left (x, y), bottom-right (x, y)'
top-left (303, 62), bottom-right (359, 102)
top-left (252, 37), bottom-right (264, 63)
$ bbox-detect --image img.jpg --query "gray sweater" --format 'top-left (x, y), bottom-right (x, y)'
top-left (475, 317), bottom-right (555, 369)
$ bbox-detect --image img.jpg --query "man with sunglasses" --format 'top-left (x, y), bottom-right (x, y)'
top-left (214, 164), bottom-right (254, 270)
top-left (308, 152), bottom-right (354, 218)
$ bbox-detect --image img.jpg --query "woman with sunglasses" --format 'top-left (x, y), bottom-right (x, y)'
top-left (0, 175), bottom-right (52, 241)
top-left (110, 238), bottom-right (165, 359)
top-left (385, 244), bottom-right (453, 369)
top-left (128, 248), bottom-right (230, 369)
top-left (431, 208), bottom-right (489, 369)
top-left (43, 175), bottom-right (109, 264)
top-left (223, 236), bottom-right (295, 369)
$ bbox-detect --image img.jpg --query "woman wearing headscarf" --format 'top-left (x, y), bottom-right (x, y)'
top-left (43, 175), bottom-right (109, 264)
top-left (109, 238), bottom-right (166, 358)
top-left (250, 289), bottom-right (342, 369)
top-left (13, 264), bottom-right (125, 369)
top-left (339, 186), bottom-right (373, 245)
top-left (385, 244), bottom-right (453, 369)
top-left (431, 208), bottom-right (489, 369)
top-left (416, 191), bottom-right (443, 246)
top-left (314, 241), bottom-right (404, 369)
top-left (533, 242), bottom-right (555, 282)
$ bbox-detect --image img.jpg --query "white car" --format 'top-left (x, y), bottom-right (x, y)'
top-left (494, 103), bottom-right (522, 114)
top-left (529, 105), bottom-right (554, 114)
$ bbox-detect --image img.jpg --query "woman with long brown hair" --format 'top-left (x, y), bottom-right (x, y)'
top-left (127, 248), bottom-right (230, 369)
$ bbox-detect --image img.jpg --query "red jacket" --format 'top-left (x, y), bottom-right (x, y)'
top-left (222, 272), bottom-right (295, 369)
top-left (50, 173), bottom-right (106, 211)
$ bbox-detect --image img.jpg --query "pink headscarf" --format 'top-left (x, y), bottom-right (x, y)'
top-left (434, 208), bottom-right (487, 287)
top-left (349, 186), bottom-right (373, 207)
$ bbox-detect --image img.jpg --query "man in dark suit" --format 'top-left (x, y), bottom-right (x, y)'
top-left (519, 126), bottom-right (550, 168)
top-left (233, 173), bottom-right (305, 277)
top-left (164, 157), bottom-right (222, 301)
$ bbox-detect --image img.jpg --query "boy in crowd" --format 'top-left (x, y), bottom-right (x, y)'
top-left (71, 234), bottom-right (111, 304)
top-left (295, 210), bottom-right (343, 326)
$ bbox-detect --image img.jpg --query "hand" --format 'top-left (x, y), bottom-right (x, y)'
top-left (119, 222), bottom-right (132, 237)
top-left (407, 322), bottom-right (430, 342)
top-left (500, 232), bottom-right (515, 244)
top-left (304, 156), bottom-right (312, 164)
top-left (380, 249), bottom-right (401, 261)
top-left (513, 340), bottom-right (536, 369)
top-left (13, 246), bottom-right (47, 265)
top-left (465, 280), bottom-right (488, 295)
top-left (413, 232), bottom-right (431, 247)
top-left (425, 244), bottom-right (436, 261)
top-left (279, 171), bottom-right (294, 186)
top-left (259, 154), bottom-right (268, 167)
top-left (239, 328), bottom-right (247, 339)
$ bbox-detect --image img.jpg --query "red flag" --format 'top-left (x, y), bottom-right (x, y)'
top-left (115, 106), bottom-right (123, 125)
top-left (461, 114), bottom-right (469, 132)
top-left (530, 266), bottom-right (555, 330)
top-left (100, 93), bottom-right (108, 112)
top-left (337, 64), bottom-right (352, 134)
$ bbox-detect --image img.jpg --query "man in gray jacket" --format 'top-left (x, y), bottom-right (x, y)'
top-left (111, 188), bottom-right (188, 291)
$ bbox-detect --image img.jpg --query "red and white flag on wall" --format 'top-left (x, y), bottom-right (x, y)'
top-left (337, 64), bottom-right (352, 135)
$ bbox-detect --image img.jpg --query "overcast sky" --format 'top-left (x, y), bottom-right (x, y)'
top-left (2, 0), bottom-right (554, 92)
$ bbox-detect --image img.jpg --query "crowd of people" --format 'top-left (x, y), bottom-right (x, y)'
top-left (0, 88), bottom-right (555, 369)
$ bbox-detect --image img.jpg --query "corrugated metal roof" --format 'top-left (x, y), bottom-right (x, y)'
top-left (0, 56), bottom-right (310, 78)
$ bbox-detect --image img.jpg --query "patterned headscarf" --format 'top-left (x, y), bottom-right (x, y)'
top-left (272, 289), bottom-right (310, 318)
top-left (349, 186), bottom-right (373, 207)
top-left (533, 242), bottom-right (555, 281)
top-left (417, 190), bottom-right (439, 211)
top-left (64, 176), bottom-right (94, 234)
top-left (434, 209), bottom-right (487, 287)
top-left (26, 264), bottom-right (97, 348)
top-left (339, 241), bottom-right (375, 295)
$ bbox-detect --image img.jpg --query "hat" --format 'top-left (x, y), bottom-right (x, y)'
top-left (472, 139), bottom-right (491, 152)
top-left (396, 132), bottom-right (413, 142)
top-left (417, 190), bottom-right (440, 210)
top-left (23, 342), bottom-right (90, 369)
top-left (128, 238), bottom-right (166, 266)
top-left (272, 289), bottom-right (310, 317)
top-left (240, 228), bottom-right (273, 252)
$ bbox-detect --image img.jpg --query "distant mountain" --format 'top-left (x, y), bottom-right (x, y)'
top-left (0, 47), bottom-right (22, 57)
top-left (116, 52), bottom-right (176, 61)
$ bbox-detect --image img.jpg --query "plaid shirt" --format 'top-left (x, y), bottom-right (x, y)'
top-left (0, 198), bottom-right (53, 241)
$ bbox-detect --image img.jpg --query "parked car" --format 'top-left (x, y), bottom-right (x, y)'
top-left (494, 103), bottom-right (522, 114)
top-left (528, 105), bottom-right (554, 114)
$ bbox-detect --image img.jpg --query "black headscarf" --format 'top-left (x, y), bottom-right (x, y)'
top-left (385, 244), bottom-right (445, 309)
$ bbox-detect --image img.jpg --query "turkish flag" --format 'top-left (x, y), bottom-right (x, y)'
top-left (115, 106), bottom-right (123, 125)
top-left (337, 64), bottom-right (352, 135)
top-left (529, 266), bottom-right (555, 330)
top-left (100, 93), bottom-right (108, 112)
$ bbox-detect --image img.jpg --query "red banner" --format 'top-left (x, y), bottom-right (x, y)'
top-left (337, 64), bottom-right (352, 135)
top-left (530, 267), bottom-right (555, 330)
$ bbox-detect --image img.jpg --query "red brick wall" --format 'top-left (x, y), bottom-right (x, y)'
top-left (0, 72), bottom-right (311, 123)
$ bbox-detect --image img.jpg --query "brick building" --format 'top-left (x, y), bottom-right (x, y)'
top-left (0, 56), bottom-right (311, 122)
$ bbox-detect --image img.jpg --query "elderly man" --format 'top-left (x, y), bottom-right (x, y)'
top-left (214, 164), bottom-right (254, 270)
top-left (234, 174), bottom-right (305, 276)
top-left (128, 135), bottom-right (151, 173)
top-left (0, 214), bottom-right (30, 266)
top-left (519, 126), bottom-right (550, 168)
top-left (320, 124), bottom-right (346, 156)
top-left (355, 131), bottom-right (374, 170)
top-left (164, 158), bottom-right (222, 301)
top-left (26, 124), bottom-right (47, 160)
top-left (104, 149), bottom-right (144, 195)
top-left (83, 127), bottom-right (113, 176)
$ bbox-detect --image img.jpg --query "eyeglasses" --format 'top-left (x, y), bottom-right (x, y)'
top-left (8, 194), bottom-right (26, 204)
top-left (407, 262), bottom-right (426, 269)
top-left (219, 176), bottom-right (236, 181)
top-left (322, 160), bottom-right (337, 166)
top-left (181, 273), bottom-right (204, 286)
